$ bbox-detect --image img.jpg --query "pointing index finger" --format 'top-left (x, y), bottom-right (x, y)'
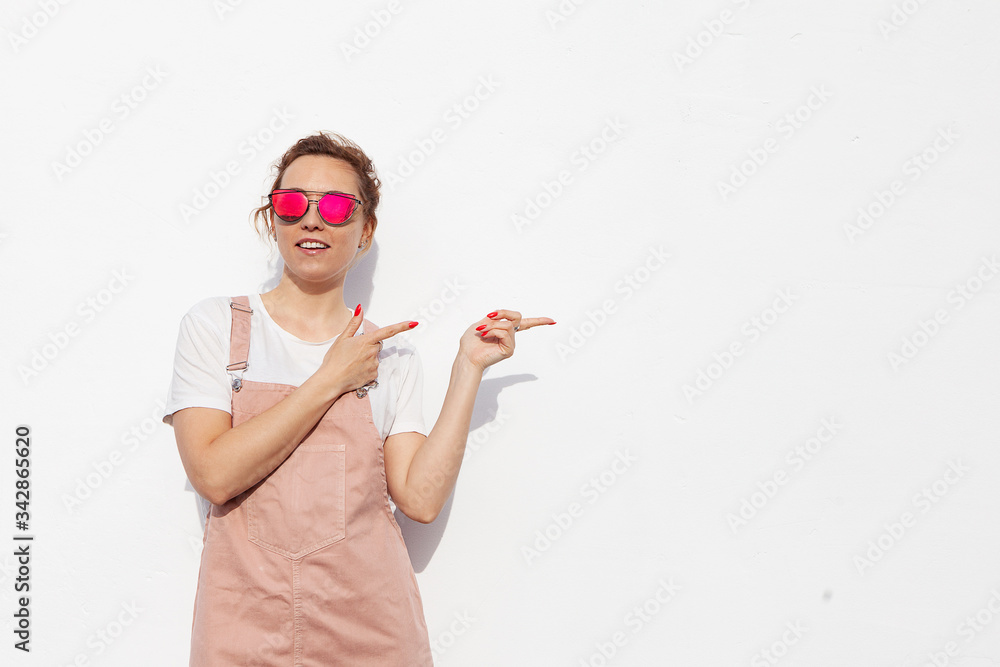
top-left (513, 317), bottom-right (556, 331)
top-left (370, 320), bottom-right (419, 344)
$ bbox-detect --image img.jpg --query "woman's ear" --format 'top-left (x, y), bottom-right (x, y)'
top-left (362, 219), bottom-right (375, 247)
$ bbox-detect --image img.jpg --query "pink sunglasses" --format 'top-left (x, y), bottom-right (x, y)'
top-left (268, 189), bottom-right (363, 226)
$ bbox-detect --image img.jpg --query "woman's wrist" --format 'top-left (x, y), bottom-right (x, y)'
top-left (452, 353), bottom-right (485, 381)
top-left (302, 371), bottom-right (348, 403)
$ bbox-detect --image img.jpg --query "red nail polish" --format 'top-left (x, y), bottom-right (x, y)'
top-left (549, 321), bottom-right (556, 325)
top-left (487, 311), bottom-right (497, 318)
top-left (475, 325), bottom-right (486, 331)
top-left (480, 331), bottom-right (488, 337)
top-left (408, 321), bottom-right (419, 328)
top-left (354, 304), bottom-right (362, 316)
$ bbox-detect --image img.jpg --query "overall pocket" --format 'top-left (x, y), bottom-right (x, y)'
top-left (246, 443), bottom-right (346, 559)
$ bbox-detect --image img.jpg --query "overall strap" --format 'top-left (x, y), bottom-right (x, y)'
top-left (227, 296), bottom-right (253, 392)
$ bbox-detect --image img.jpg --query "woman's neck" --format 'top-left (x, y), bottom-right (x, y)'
top-left (260, 274), bottom-right (355, 342)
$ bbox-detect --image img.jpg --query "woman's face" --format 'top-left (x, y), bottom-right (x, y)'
top-left (272, 155), bottom-right (370, 289)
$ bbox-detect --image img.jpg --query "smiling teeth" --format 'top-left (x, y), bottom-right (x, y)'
top-left (299, 242), bottom-right (327, 249)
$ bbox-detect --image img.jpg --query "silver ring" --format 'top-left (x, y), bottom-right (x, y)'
top-left (514, 325), bottom-right (519, 332)
top-left (355, 380), bottom-right (378, 399)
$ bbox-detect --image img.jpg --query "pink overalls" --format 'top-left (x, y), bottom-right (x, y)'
top-left (189, 296), bottom-right (433, 666)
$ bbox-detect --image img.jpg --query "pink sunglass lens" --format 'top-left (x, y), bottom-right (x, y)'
top-left (272, 191), bottom-right (308, 220)
top-left (318, 195), bottom-right (355, 224)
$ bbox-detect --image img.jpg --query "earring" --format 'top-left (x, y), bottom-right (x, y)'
top-left (359, 240), bottom-right (368, 249)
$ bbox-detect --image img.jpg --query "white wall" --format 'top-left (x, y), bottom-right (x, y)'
top-left (3, 0), bottom-right (999, 664)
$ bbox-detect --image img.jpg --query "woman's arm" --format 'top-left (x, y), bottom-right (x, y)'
top-left (173, 374), bottom-right (342, 506)
top-left (174, 308), bottom-right (413, 505)
top-left (384, 357), bottom-right (482, 523)
top-left (385, 309), bottom-right (555, 523)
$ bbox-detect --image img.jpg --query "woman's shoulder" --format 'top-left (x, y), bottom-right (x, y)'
top-left (179, 295), bottom-right (235, 330)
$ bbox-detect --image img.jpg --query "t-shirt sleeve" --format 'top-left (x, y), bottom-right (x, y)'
top-left (161, 298), bottom-right (232, 426)
top-left (387, 344), bottom-right (428, 438)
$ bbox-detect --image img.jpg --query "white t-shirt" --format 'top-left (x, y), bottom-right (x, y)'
top-left (161, 294), bottom-right (428, 524)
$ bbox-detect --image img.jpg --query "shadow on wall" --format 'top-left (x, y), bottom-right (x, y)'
top-left (264, 242), bottom-right (537, 572)
top-left (344, 243), bottom-right (377, 314)
top-left (260, 238), bottom-right (378, 308)
top-left (399, 374), bottom-right (537, 572)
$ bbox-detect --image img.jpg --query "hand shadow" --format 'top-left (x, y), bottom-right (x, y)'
top-left (396, 372), bottom-right (537, 573)
top-left (263, 242), bottom-right (536, 572)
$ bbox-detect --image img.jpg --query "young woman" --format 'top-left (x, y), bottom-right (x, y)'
top-left (161, 131), bottom-right (554, 665)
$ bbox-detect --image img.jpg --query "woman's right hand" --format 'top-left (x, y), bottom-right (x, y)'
top-left (313, 305), bottom-right (418, 398)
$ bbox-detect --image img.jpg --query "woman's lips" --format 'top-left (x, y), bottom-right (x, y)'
top-left (297, 246), bottom-right (326, 255)
top-left (296, 239), bottom-right (329, 255)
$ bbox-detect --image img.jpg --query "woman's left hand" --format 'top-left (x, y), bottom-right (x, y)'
top-left (458, 309), bottom-right (556, 372)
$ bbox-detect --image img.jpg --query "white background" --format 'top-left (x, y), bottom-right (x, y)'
top-left (2, 0), bottom-right (999, 665)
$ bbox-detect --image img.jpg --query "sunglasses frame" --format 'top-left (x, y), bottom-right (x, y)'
top-left (267, 189), bottom-right (363, 226)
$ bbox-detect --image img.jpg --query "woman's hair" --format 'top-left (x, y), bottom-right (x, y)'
top-left (250, 131), bottom-right (381, 260)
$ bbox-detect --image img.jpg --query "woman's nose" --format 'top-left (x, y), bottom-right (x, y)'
top-left (299, 200), bottom-right (325, 229)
